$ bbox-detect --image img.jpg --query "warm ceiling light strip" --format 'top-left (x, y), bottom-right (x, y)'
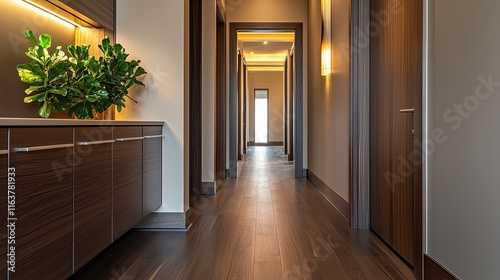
top-left (21, 0), bottom-right (82, 27)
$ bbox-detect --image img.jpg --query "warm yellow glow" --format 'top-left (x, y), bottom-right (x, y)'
top-left (248, 66), bottom-right (284, 72)
top-left (237, 32), bottom-right (295, 42)
top-left (263, 41), bottom-right (268, 45)
top-left (321, 45), bottom-right (332, 76)
top-left (244, 53), bottom-right (287, 64)
top-left (20, 0), bottom-right (81, 28)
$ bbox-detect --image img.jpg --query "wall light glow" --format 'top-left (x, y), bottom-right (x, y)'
top-left (321, 0), bottom-right (332, 76)
top-left (20, 0), bottom-right (81, 28)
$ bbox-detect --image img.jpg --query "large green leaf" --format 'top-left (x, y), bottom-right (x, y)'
top-left (24, 30), bottom-right (37, 44)
top-left (17, 63), bottom-right (44, 84)
top-left (39, 33), bottom-right (51, 49)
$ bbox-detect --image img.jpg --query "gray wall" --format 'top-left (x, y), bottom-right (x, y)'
top-left (307, 0), bottom-right (350, 201)
top-left (0, 0), bottom-right (75, 118)
top-left (427, 1), bottom-right (500, 278)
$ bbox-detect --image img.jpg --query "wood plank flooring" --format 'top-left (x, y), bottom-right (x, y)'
top-left (70, 147), bottom-right (413, 280)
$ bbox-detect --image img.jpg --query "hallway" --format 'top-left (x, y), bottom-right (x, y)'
top-left (71, 147), bottom-right (413, 280)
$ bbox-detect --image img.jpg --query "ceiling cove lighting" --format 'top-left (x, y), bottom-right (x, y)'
top-left (321, 0), bottom-right (332, 76)
top-left (21, 0), bottom-right (82, 27)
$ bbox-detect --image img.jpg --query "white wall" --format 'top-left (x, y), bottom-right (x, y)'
top-left (116, 0), bottom-right (188, 213)
top-left (307, 0), bottom-right (350, 201)
top-left (201, 0), bottom-right (217, 184)
top-left (427, 0), bottom-right (500, 278)
top-left (227, 0), bottom-right (308, 167)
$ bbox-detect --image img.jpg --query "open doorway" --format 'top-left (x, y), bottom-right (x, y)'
top-left (254, 89), bottom-right (269, 144)
top-left (229, 23), bottom-right (304, 178)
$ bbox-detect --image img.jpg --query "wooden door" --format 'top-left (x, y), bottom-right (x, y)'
top-left (370, 0), bottom-right (422, 270)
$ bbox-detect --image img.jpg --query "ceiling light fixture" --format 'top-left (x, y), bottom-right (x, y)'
top-left (263, 41), bottom-right (268, 45)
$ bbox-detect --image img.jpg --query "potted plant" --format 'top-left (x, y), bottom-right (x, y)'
top-left (16, 30), bottom-right (147, 119)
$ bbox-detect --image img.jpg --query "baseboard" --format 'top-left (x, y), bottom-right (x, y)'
top-left (248, 141), bottom-right (284, 146)
top-left (307, 170), bottom-right (350, 221)
top-left (134, 210), bottom-right (191, 230)
top-left (424, 254), bottom-right (460, 280)
top-left (201, 181), bottom-right (216, 195)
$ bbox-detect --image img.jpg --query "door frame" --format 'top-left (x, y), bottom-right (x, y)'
top-left (229, 22), bottom-right (304, 178)
top-left (349, 0), bottom-right (423, 279)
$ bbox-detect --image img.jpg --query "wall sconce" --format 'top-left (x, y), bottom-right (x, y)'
top-left (321, 0), bottom-right (332, 76)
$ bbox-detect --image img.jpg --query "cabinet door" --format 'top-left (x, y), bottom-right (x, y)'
top-left (143, 126), bottom-right (162, 217)
top-left (9, 128), bottom-right (73, 279)
top-left (74, 127), bottom-right (113, 271)
top-left (0, 129), bottom-right (7, 280)
top-left (113, 126), bottom-right (143, 241)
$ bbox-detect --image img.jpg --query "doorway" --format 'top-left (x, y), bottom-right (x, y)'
top-left (254, 89), bottom-right (269, 144)
top-left (369, 0), bottom-right (423, 278)
top-left (229, 22), bottom-right (304, 178)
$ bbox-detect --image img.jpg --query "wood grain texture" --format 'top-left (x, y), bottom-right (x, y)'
top-left (370, 0), bottom-right (423, 268)
top-left (189, 0), bottom-right (203, 199)
top-left (424, 254), bottom-right (459, 280)
top-left (143, 134), bottom-right (162, 217)
top-left (216, 15), bottom-right (227, 182)
top-left (9, 128), bottom-right (73, 279)
top-left (71, 147), bottom-right (413, 280)
top-left (73, 127), bottom-right (113, 271)
top-left (0, 129), bottom-right (7, 280)
top-left (113, 127), bottom-right (143, 241)
top-left (307, 169), bottom-right (350, 221)
top-left (49, 0), bottom-right (115, 30)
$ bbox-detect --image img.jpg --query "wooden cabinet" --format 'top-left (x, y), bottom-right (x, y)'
top-left (73, 127), bottom-right (113, 271)
top-left (9, 128), bottom-right (73, 279)
top-left (46, 0), bottom-right (115, 31)
top-left (0, 129), bottom-right (7, 280)
top-left (113, 126), bottom-right (143, 241)
top-left (0, 122), bottom-right (162, 277)
top-left (142, 126), bottom-right (162, 217)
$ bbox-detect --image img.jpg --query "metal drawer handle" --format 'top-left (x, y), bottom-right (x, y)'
top-left (143, 135), bottom-right (163, 139)
top-left (400, 108), bottom-right (414, 113)
top-left (77, 140), bottom-right (115, 146)
top-left (13, 143), bottom-right (74, 152)
top-left (0, 150), bottom-right (8, 155)
top-left (115, 137), bottom-right (144, 142)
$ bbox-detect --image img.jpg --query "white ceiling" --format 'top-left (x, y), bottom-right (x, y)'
top-left (237, 31), bottom-right (295, 67)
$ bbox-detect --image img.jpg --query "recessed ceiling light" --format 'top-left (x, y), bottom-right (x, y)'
top-left (251, 52), bottom-right (255, 54)
top-left (263, 41), bottom-right (268, 45)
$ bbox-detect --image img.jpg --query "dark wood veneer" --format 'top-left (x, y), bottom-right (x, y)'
top-left (424, 254), bottom-right (459, 280)
top-left (0, 129), bottom-right (7, 280)
top-left (113, 126), bottom-right (143, 241)
top-left (10, 128), bottom-right (73, 279)
top-left (143, 126), bottom-right (162, 217)
top-left (73, 127), bottom-right (113, 271)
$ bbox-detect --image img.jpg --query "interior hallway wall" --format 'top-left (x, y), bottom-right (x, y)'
top-left (116, 0), bottom-right (189, 213)
top-left (0, 0), bottom-right (74, 118)
top-left (247, 70), bottom-right (284, 143)
top-left (427, 1), bottom-right (500, 278)
top-left (307, 0), bottom-right (351, 202)
top-left (226, 0), bottom-right (308, 167)
top-left (201, 0), bottom-right (217, 184)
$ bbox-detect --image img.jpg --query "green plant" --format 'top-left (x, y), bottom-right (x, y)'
top-left (16, 30), bottom-right (147, 119)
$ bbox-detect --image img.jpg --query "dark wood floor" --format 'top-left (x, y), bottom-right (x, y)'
top-left (70, 147), bottom-right (413, 280)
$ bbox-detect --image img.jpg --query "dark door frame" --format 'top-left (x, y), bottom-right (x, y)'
top-left (229, 22), bottom-right (304, 178)
top-left (188, 0), bottom-right (202, 205)
top-left (349, 0), bottom-right (423, 278)
top-left (215, 2), bottom-right (226, 185)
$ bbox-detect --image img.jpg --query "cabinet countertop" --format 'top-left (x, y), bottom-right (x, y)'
top-left (0, 118), bottom-right (165, 127)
